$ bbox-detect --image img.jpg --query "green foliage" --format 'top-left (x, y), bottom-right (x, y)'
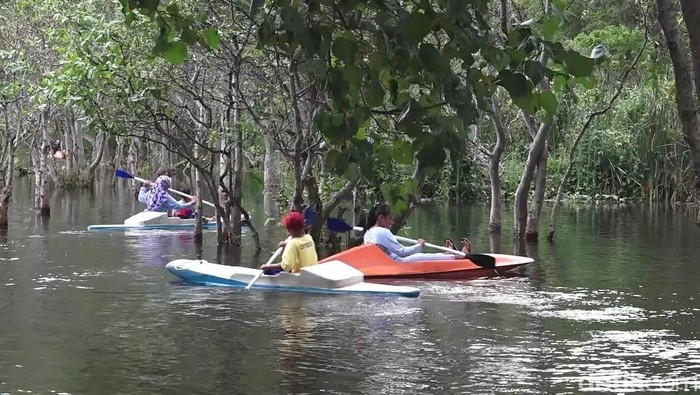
top-left (119, 0), bottom-right (221, 59)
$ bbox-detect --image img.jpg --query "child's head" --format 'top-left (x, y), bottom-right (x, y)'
top-left (282, 211), bottom-right (305, 234)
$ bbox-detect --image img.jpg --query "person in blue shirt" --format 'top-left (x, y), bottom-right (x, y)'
top-left (363, 203), bottom-right (470, 263)
top-left (138, 174), bottom-right (197, 213)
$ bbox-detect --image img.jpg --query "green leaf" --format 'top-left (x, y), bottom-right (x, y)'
top-left (524, 60), bottom-right (544, 85)
top-left (391, 141), bottom-right (414, 165)
top-left (332, 35), bottom-right (357, 63)
top-left (250, 0), bottom-right (264, 18)
top-left (164, 41), bottom-right (187, 65)
top-left (363, 79), bottom-right (385, 107)
top-left (404, 10), bottom-right (432, 45)
top-left (539, 90), bottom-right (557, 117)
top-left (418, 43), bottom-right (445, 74)
top-left (281, 7), bottom-right (304, 34)
top-left (563, 51), bottom-right (594, 77)
top-left (497, 71), bottom-right (533, 100)
top-left (202, 28), bottom-right (220, 50)
top-left (138, 0), bottom-right (159, 13)
top-left (415, 138), bottom-right (446, 170)
top-left (180, 27), bottom-right (198, 45)
top-left (539, 16), bottom-right (559, 41)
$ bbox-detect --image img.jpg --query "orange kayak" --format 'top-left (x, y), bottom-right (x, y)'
top-left (319, 244), bottom-right (534, 279)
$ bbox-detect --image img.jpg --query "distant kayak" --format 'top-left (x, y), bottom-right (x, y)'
top-left (87, 211), bottom-right (246, 232)
top-left (319, 244), bottom-right (534, 279)
top-left (166, 259), bottom-right (420, 298)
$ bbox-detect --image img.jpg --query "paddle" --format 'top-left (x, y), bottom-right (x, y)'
top-left (115, 169), bottom-right (216, 209)
top-left (245, 236), bottom-right (292, 290)
top-left (325, 217), bottom-right (497, 269)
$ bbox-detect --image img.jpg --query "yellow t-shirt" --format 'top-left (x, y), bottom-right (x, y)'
top-left (280, 234), bottom-right (318, 273)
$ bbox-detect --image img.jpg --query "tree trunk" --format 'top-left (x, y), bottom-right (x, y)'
top-left (677, 0), bottom-right (700, 191)
top-left (126, 137), bottom-right (141, 197)
top-left (192, 136), bottom-right (203, 243)
top-left (525, 144), bottom-right (548, 241)
top-left (114, 136), bottom-right (125, 170)
top-left (263, 134), bottom-right (281, 222)
top-left (230, 66), bottom-right (243, 245)
top-left (289, 59), bottom-right (306, 212)
top-left (513, 0), bottom-right (554, 241)
top-left (88, 131), bottom-right (106, 176)
top-left (34, 126), bottom-right (52, 216)
top-left (514, 121), bottom-right (552, 240)
top-left (489, 96), bottom-right (507, 233)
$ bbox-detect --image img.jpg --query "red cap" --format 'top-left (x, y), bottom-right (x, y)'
top-left (282, 211), bottom-right (305, 230)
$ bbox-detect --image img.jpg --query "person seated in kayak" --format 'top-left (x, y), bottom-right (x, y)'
top-left (363, 203), bottom-right (470, 263)
top-left (260, 211), bottom-right (318, 275)
top-left (138, 174), bottom-right (198, 213)
top-left (173, 188), bottom-right (196, 219)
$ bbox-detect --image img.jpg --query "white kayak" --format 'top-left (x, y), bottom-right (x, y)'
top-left (87, 211), bottom-right (246, 231)
top-left (166, 259), bottom-right (420, 298)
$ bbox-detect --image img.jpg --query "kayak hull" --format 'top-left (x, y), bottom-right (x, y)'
top-left (166, 259), bottom-right (420, 297)
top-left (87, 222), bottom-right (217, 231)
top-left (319, 244), bottom-right (534, 279)
top-left (87, 210), bottom-right (244, 232)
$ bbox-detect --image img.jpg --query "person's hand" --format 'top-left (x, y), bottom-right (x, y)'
top-left (142, 181), bottom-right (151, 187)
top-left (278, 240), bottom-right (287, 248)
top-left (260, 263), bottom-right (271, 270)
top-left (417, 238), bottom-right (425, 246)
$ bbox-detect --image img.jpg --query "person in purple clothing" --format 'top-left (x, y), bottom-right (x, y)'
top-left (363, 203), bottom-right (470, 263)
top-left (138, 172), bottom-right (197, 214)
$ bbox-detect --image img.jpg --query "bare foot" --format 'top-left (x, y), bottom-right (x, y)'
top-left (460, 237), bottom-right (472, 254)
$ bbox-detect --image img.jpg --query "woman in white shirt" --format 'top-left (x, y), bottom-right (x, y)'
top-left (363, 204), bottom-right (470, 263)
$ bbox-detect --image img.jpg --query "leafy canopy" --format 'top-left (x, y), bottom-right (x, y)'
top-left (121, 0), bottom-right (596, 209)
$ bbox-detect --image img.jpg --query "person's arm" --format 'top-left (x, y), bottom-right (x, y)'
top-left (260, 263), bottom-right (283, 272)
top-left (137, 187), bottom-right (149, 204)
top-left (376, 228), bottom-right (422, 257)
top-left (279, 242), bottom-right (299, 272)
top-left (164, 195), bottom-right (196, 210)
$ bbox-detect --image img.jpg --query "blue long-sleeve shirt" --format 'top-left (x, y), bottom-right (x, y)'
top-left (138, 187), bottom-right (191, 212)
top-left (363, 226), bottom-right (422, 261)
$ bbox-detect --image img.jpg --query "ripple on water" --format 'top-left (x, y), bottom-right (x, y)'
top-left (31, 270), bottom-right (105, 290)
top-left (548, 329), bottom-right (700, 392)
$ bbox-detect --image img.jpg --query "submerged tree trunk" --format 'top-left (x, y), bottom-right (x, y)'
top-left (126, 137), bottom-right (142, 197)
top-left (263, 135), bottom-right (281, 222)
top-left (33, 126), bottom-right (52, 216)
top-left (489, 96), bottom-right (507, 233)
top-left (525, 144), bottom-right (548, 241)
top-left (514, 121), bottom-right (552, 240)
top-left (514, 0), bottom-right (553, 241)
top-left (230, 66), bottom-right (243, 245)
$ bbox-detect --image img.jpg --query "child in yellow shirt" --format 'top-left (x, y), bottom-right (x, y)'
top-left (260, 211), bottom-right (318, 274)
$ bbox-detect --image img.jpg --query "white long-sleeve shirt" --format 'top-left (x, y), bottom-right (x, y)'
top-left (363, 226), bottom-right (422, 261)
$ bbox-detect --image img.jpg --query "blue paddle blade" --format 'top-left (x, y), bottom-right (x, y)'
top-left (303, 206), bottom-right (316, 227)
top-left (114, 169), bottom-right (134, 179)
top-left (326, 217), bottom-right (354, 232)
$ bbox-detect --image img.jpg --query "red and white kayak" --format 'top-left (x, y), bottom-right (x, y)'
top-left (319, 244), bottom-right (533, 279)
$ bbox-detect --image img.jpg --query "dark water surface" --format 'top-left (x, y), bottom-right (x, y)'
top-left (1, 178), bottom-right (699, 394)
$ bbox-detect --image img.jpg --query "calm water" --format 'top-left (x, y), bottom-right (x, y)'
top-left (0, 177), bottom-right (699, 394)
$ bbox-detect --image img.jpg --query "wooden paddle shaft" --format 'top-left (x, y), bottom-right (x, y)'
top-left (245, 236), bottom-right (292, 290)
